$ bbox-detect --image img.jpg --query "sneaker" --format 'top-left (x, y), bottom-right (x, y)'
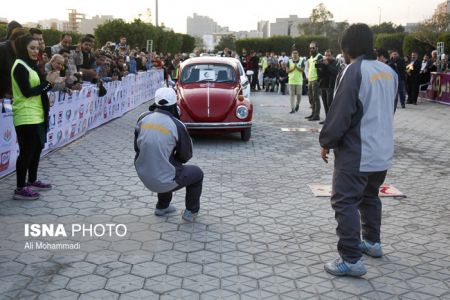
top-left (360, 240), bottom-right (383, 258)
top-left (154, 204), bottom-right (176, 216)
top-left (13, 187), bottom-right (40, 200)
top-left (289, 110), bottom-right (295, 114)
top-left (324, 257), bottom-right (367, 277)
top-left (28, 180), bottom-right (52, 191)
top-left (182, 209), bottom-right (198, 222)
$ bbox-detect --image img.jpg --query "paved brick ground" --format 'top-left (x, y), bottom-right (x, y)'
top-left (0, 92), bottom-right (449, 299)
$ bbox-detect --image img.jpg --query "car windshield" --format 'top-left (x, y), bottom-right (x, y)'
top-left (181, 64), bottom-right (236, 84)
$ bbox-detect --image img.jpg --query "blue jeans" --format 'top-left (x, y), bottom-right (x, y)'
top-left (395, 79), bottom-right (406, 110)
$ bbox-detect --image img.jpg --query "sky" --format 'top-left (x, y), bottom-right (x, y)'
top-left (2, 0), bottom-right (444, 33)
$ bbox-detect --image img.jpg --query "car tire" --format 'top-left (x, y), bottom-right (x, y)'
top-left (241, 127), bottom-right (251, 141)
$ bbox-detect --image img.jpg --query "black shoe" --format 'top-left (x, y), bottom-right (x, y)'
top-left (319, 121), bottom-right (325, 125)
top-left (295, 105), bottom-right (299, 112)
top-left (290, 110), bottom-right (295, 114)
top-left (308, 117), bottom-right (320, 121)
top-left (401, 104), bottom-right (406, 108)
top-left (304, 115), bottom-right (313, 119)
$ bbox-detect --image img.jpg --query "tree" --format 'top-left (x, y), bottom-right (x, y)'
top-left (94, 19), bottom-right (195, 53)
top-left (214, 34), bottom-right (236, 52)
top-left (0, 24), bottom-right (7, 39)
top-left (298, 3), bottom-right (334, 36)
top-left (371, 22), bottom-right (404, 34)
top-left (375, 33), bottom-right (406, 55)
top-left (403, 35), bottom-right (434, 57)
top-left (180, 34), bottom-right (195, 53)
top-left (412, 11), bottom-right (450, 46)
top-left (326, 21), bottom-right (349, 54)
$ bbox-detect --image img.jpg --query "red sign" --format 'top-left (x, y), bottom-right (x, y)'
top-left (0, 150), bottom-right (11, 172)
top-left (427, 72), bottom-right (450, 104)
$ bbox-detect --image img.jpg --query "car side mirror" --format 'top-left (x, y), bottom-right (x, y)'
top-left (246, 70), bottom-right (254, 76)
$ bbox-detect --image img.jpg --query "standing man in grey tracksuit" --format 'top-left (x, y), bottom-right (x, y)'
top-left (134, 87), bottom-right (203, 222)
top-left (319, 24), bottom-right (398, 277)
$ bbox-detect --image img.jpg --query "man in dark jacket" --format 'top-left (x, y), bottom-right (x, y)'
top-left (390, 50), bottom-right (407, 109)
top-left (406, 52), bottom-right (422, 105)
top-left (263, 62), bottom-right (279, 92)
top-left (316, 49), bottom-right (340, 122)
top-left (277, 62), bottom-right (288, 95)
top-left (134, 87), bottom-right (203, 222)
top-left (319, 23), bottom-right (398, 277)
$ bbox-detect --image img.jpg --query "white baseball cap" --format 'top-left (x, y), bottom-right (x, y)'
top-left (154, 87), bottom-right (177, 106)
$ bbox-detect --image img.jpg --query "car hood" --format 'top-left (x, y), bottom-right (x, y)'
top-left (179, 83), bottom-right (238, 121)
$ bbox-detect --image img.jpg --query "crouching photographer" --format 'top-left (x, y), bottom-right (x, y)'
top-left (134, 88), bottom-right (203, 222)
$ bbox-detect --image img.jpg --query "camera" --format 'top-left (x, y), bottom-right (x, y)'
top-left (44, 46), bottom-right (52, 58)
top-left (315, 58), bottom-right (325, 68)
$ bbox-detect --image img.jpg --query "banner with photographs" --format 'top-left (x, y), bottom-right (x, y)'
top-left (0, 70), bottom-right (163, 179)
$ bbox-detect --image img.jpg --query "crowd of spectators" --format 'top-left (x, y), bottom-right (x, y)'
top-left (235, 44), bottom-right (448, 115)
top-left (1, 20), bottom-right (449, 108)
top-left (375, 48), bottom-right (449, 107)
top-left (0, 21), bottom-right (187, 104)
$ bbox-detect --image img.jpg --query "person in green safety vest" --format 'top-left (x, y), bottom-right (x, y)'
top-left (11, 34), bottom-right (59, 200)
top-left (260, 52), bottom-right (269, 89)
top-left (287, 49), bottom-right (305, 113)
top-left (305, 41), bottom-right (323, 121)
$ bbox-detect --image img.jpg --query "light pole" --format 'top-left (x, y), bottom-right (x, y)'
top-left (378, 7), bottom-right (381, 25)
top-left (155, 0), bottom-right (159, 27)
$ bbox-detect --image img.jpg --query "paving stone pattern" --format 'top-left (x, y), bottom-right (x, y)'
top-left (0, 93), bottom-right (449, 299)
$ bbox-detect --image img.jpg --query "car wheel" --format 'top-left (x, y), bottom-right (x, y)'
top-left (241, 127), bottom-right (251, 141)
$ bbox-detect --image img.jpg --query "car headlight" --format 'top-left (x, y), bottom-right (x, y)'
top-left (236, 105), bottom-right (248, 119)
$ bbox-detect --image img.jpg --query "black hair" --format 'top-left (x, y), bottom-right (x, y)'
top-left (376, 48), bottom-right (389, 59)
top-left (157, 104), bottom-right (180, 119)
top-left (340, 23), bottom-right (375, 59)
top-left (80, 36), bottom-right (91, 44)
top-left (6, 21), bottom-right (22, 39)
top-left (58, 48), bottom-right (70, 55)
top-left (60, 33), bottom-right (71, 41)
top-left (29, 28), bottom-right (43, 35)
top-left (15, 34), bottom-right (36, 61)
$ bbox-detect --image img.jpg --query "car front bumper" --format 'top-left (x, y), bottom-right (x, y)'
top-left (184, 122), bottom-right (252, 130)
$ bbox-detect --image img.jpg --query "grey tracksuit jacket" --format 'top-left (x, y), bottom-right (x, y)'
top-left (134, 108), bottom-right (193, 193)
top-left (319, 56), bottom-right (398, 173)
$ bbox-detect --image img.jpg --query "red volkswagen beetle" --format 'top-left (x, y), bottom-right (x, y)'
top-left (176, 57), bottom-right (253, 141)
